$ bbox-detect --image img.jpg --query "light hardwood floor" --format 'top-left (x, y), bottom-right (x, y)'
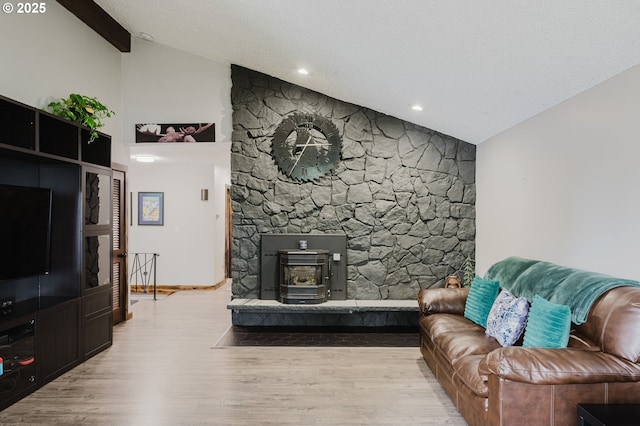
top-left (0, 283), bottom-right (466, 425)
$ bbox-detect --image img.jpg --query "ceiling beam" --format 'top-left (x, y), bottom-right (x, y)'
top-left (56, 0), bottom-right (130, 52)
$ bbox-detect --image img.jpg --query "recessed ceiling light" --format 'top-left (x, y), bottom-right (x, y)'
top-left (412, 105), bottom-right (423, 111)
top-left (135, 156), bottom-right (155, 163)
top-left (139, 32), bottom-right (155, 42)
top-left (297, 68), bottom-right (309, 75)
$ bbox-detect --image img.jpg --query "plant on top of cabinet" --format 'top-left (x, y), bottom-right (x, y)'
top-left (46, 94), bottom-right (114, 143)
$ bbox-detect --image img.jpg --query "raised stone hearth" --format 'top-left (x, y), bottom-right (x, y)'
top-left (228, 299), bottom-right (418, 327)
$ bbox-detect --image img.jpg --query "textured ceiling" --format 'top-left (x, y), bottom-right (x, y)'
top-left (94, 0), bottom-right (640, 144)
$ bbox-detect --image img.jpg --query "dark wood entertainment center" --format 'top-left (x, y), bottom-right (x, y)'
top-left (0, 95), bottom-right (113, 409)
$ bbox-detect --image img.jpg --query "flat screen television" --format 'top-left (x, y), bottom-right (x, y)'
top-left (0, 183), bottom-right (52, 281)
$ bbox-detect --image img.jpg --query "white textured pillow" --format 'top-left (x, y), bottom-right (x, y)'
top-left (485, 290), bottom-right (529, 346)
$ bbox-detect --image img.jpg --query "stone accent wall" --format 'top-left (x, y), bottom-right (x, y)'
top-left (231, 65), bottom-right (476, 299)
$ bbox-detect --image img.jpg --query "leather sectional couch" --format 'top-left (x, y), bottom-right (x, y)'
top-left (418, 259), bottom-right (640, 426)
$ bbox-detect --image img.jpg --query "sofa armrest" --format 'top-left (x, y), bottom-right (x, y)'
top-left (479, 346), bottom-right (640, 385)
top-left (417, 287), bottom-right (469, 316)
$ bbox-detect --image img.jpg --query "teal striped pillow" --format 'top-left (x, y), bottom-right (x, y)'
top-left (463, 276), bottom-right (500, 327)
top-left (522, 294), bottom-right (571, 348)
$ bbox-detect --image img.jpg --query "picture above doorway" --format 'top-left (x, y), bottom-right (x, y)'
top-left (136, 123), bottom-right (215, 143)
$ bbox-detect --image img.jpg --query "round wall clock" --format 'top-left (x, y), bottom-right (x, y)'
top-left (271, 113), bottom-right (342, 182)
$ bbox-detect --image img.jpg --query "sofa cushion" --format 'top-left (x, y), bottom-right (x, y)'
top-left (575, 286), bottom-right (640, 363)
top-left (479, 346), bottom-right (640, 384)
top-left (433, 329), bottom-right (502, 366)
top-left (486, 290), bottom-right (529, 346)
top-left (418, 287), bottom-right (469, 316)
top-left (522, 295), bottom-right (571, 348)
top-left (419, 313), bottom-right (483, 343)
top-left (454, 354), bottom-right (489, 397)
top-left (464, 276), bottom-right (500, 328)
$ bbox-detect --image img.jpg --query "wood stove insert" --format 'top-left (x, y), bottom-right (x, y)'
top-left (279, 249), bottom-right (330, 304)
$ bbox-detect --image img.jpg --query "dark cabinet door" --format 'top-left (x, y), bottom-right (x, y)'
top-left (37, 299), bottom-right (80, 383)
top-left (81, 287), bottom-right (113, 359)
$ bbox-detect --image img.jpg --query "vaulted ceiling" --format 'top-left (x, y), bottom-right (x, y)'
top-left (93, 0), bottom-right (640, 144)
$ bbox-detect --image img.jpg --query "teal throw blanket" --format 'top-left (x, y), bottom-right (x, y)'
top-left (484, 257), bottom-right (640, 325)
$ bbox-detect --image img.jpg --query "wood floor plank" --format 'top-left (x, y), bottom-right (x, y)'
top-left (0, 283), bottom-right (466, 425)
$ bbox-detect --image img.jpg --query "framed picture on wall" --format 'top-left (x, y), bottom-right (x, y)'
top-left (135, 123), bottom-right (215, 143)
top-left (138, 192), bottom-right (164, 226)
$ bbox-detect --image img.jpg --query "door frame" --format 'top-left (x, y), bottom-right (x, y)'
top-left (111, 163), bottom-right (129, 324)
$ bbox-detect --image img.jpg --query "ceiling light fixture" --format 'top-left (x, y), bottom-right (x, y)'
top-left (297, 68), bottom-right (309, 75)
top-left (135, 155), bottom-right (156, 163)
top-left (139, 32), bottom-right (155, 42)
top-left (412, 105), bottom-right (423, 111)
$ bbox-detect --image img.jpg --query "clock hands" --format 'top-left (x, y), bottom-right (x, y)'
top-left (272, 112), bottom-right (341, 182)
top-left (289, 134), bottom-right (313, 174)
top-left (295, 142), bottom-right (330, 147)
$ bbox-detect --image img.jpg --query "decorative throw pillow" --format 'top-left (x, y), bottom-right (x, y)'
top-left (485, 290), bottom-right (529, 346)
top-left (463, 276), bottom-right (500, 328)
top-left (522, 294), bottom-right (571, 348)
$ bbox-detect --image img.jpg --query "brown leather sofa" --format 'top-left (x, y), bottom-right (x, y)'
top-left (418, 285), bottom-right (640, 425)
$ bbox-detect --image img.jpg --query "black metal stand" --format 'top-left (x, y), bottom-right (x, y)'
top-left (130, 253), bottom-right (159, 300)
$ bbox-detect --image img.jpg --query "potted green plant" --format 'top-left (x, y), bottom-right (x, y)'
top-left (46, 93), bottom-right (114, 143)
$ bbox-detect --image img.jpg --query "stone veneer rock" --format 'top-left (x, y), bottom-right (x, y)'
top-left (231, 65), bottom-right (476, 300)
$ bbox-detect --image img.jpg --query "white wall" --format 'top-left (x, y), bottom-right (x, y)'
top-left (0, 8), bottom-right (233, 287)
top-left (127, 157), bottom-right (227, 285)
top-left (122, 38), bottom-right (232, 286)
top-left (476, 63), bottom-right (640, 281)
top-left (0, 1), bottom-right (126, 163)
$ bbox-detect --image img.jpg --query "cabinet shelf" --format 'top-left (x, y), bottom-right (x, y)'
top-left (0, 98), bottom-right (35, 150)
top-left (39, 114), bottom-right (79, 160)
top-left (0, 95), bottom-right (110, 168)
top-left (0, 299), bottom-right (39, 324)
top-left (81, 130), bottom-right (111, 167)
